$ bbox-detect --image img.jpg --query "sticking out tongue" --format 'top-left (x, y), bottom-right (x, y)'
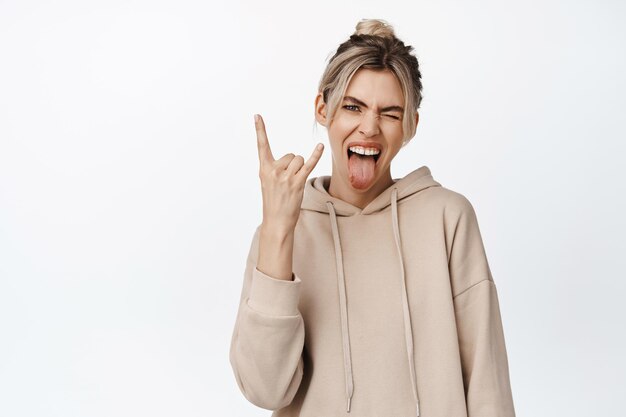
top-left (348, 152), bottom-right (376, 189)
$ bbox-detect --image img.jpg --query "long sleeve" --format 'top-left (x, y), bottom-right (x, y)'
top-left (448, 196), bottom-right (516, 417)
top-left (229, 225), bottom-right (305, 410)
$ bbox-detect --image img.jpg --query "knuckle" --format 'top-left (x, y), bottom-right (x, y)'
top-left (273, 169), bottom-right (284, 180)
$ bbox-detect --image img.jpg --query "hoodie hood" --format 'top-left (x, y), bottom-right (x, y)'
top-left (301, 165), bottom-right (441, 216)
top-left (300, 165), bottom-right (441, 416)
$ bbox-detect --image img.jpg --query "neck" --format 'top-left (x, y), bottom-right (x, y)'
top-left (327, 165), bottom-right (395, 209)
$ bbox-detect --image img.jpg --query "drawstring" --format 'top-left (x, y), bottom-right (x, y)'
top-left (326, 201), bottom-right (354, 412)
top-left (391, 188), bottom-right (421, 417)
top-left (326, 188), bottom-right (421, 416)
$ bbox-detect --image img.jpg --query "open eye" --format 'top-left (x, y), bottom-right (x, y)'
top-left (343, 105), bottom-right (360, 112)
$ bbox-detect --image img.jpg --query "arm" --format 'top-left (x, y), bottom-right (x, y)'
top-left (229, 225), bottom-right (305, 410)
top-left (258, 220), bottom-right (296, 282)
top-left (448, 196), bottom-right (516, 417)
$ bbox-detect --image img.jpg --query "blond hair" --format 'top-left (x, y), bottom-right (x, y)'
top-left (317, 19), bottom-right (423, 146)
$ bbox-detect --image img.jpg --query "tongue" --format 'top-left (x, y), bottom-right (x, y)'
top-left (348, 153), bottom-right (376, 189)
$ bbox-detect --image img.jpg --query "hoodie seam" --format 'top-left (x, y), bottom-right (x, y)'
top-left (452, 278), bottom-right (493, 300)
top-left (244, 298), bottom-right (302, 318)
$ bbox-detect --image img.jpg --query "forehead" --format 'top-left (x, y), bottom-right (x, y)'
top-left (344, 68), bottom-right (404, 104)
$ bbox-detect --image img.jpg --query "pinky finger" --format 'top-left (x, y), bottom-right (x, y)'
top-left (298, 143), bottom-right (324, 179)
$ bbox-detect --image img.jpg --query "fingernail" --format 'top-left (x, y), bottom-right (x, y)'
top-left (317, 143), bottom-right (324, 150)
top-left (254, 114), bottom-right (259, 123)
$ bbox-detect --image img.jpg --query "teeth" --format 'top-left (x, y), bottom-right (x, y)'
top-left (348, 146), bottom-right (380, 156)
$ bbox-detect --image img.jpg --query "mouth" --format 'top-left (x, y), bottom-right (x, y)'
top-left (345, 144), bottom-right (381, 188)
top-left (347, 148), bottom-right (381, 164)
top-left (346, 143), bottom-right (382, 165)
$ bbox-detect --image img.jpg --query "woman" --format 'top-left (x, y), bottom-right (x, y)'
top-left (229, 19), bottom-right (516, 417)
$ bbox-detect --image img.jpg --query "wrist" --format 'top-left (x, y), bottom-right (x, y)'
top-left (261, 220), bottom-right (295, 240)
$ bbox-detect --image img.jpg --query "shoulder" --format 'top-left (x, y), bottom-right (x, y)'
top-left (417, 185), bottom-right (477, 219)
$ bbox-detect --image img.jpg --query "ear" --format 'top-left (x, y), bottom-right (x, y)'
top-left (314, 92), bottom-right (327, 126)
top-left (407, 111), bottom-right (419, 139)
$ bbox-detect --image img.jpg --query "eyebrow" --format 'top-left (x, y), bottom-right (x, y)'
top-left (343, 96), bottom-right (404, 113)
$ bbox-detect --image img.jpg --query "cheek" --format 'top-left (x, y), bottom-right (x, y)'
top-left (329, 118), bottom-right (357, 139)
top-left (382, 124), bottom-right (405, 141)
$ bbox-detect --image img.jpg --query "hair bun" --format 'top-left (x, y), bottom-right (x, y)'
top-left (354, 18), bottom-right (396, 39)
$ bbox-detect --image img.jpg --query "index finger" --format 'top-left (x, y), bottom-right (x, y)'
top-left (255, 114), bottom-right (275, 164)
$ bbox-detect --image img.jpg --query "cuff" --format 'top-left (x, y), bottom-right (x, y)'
top-left (247, 267), bottom-right (302, 316)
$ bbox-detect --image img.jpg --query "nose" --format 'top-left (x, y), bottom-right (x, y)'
top-left (358, 111), bottom-right (381, 137)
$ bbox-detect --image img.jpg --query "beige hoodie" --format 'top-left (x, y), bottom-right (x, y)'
top-left (229, 165), bottom-right (516, 417)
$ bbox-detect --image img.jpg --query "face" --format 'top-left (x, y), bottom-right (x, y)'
top-left (315, 68), bottom-right (418, 197)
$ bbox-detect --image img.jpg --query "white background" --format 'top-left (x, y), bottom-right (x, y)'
top-left (1, 0), bottom-right (625, 416)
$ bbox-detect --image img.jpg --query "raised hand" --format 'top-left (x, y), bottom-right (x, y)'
top-left (255, 113), bottom-right (324, 234)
